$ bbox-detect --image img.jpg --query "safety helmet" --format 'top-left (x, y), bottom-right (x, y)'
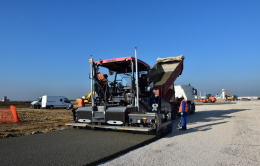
top-left (178, 95), bottom-right (183, 99)
top-left (82, 96), bottom-right (85, 99)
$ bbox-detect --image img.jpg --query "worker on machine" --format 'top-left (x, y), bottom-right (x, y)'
top-left (97, 73), bottom-right (108, 85)
top-left (95, 72), bottom-right (109, 103)
top-left (78, 96), bottom-right (85, 107)
top-left (178, 95), bottom-right (188, 130)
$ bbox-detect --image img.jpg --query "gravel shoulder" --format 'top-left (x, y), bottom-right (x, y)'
top-left (100, 100), bottom-right (260, 166)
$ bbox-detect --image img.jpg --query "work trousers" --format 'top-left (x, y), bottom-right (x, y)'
top-left (181, 112), bottom-right (187, 129)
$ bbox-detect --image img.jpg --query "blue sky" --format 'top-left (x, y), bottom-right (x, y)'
top-left (0, 0), bottom-right (259, 101)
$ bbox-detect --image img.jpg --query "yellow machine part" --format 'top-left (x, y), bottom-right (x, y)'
top-left (76, 91), bottom-right (96, 103)
top-left (227, 92), bottom-right (233, 100)
top-left (227, 96), bottom-right (233, 100)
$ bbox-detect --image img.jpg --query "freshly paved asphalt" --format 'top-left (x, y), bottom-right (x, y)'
top-left (0, 129), bottom-right (156, 166)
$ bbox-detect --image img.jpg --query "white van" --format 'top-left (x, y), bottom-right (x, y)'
top-left (41, 95), bottom-right (73, 109)
top-left (31, 97), bottom-right (42, 109)
top-left (31, 95), bottom-right (73, 109)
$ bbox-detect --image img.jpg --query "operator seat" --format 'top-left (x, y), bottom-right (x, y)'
top-left (139, 74), bottom-right (151, 97)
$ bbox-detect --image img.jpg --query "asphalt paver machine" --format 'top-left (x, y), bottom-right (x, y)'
top-left (66, 49), bottom-right (184, 136)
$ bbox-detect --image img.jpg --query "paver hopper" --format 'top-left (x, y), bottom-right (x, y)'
top-left (150, 55), bottom-right (184, 102)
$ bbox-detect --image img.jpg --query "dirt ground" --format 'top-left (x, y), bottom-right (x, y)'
top-left (0, 102), bottom-right (74, 139)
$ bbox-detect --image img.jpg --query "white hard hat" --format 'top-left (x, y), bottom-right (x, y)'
top-left (82, 96), bottom-right (85, 99)
top-left (178, 95), bottom-right (183, 98)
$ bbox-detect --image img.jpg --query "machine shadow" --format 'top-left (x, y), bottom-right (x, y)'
top-left (166, 108), bottom-right (249, 138)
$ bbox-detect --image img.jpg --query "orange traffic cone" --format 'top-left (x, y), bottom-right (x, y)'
top-left (10, 105), bottom-right (19, 122)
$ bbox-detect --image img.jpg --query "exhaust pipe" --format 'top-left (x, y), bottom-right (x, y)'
top-left (135, 47), bottom-right (139, 111)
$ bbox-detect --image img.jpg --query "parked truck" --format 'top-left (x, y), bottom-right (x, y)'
top-left (31, 95), bottom-right (73, 109)
top-left (66, 49), bottom-right (185, 136)
top-left (174, 84), bottom-right (197, 114)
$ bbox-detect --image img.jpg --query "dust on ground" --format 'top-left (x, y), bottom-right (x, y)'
top-left (0, 101), bottom-right (74, 139)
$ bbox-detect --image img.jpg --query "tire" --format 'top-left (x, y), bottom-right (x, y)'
top-left (187, 104), bottom-right (191, 114)
top-left (190, 104), bottom-right (195, 114)
top-left (167, 124), bottom-right (172, 132)
top-left (49, 105), bottom-right (54, 110)
top-left (156, 129), bottom-right (162, 138)
top-left (171, 107), bottom-right (176, 120)
top-left (208, 99), bottom-right (212, 103)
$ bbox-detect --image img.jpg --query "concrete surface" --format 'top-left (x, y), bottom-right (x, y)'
top-left (100, 100), bottom-right (260, 166)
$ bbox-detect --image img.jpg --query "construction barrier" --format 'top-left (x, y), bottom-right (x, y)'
top-left (0, 105), bottom-right (19, 123)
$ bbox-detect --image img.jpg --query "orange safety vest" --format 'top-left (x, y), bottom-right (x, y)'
top-left (179, 99), bottom-right (188, 113)
top-left (78, 98), bottom-right (85, 107)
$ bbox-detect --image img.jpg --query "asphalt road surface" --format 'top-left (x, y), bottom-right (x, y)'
top-left (0, 128), bottom-right (155, 166)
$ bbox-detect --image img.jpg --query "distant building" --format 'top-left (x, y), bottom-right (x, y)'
top-left (2, 96), bottom-right (10, 102)
top-left (222, 89), bottom-right (227, 99)
top-left (238, 96), bottom-right (259, 100)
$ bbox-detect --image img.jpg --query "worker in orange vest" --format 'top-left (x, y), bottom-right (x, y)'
top-left (178, 95), bottom-right (188, 130)
top-left (78, 96), bottom-right (85, 107)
